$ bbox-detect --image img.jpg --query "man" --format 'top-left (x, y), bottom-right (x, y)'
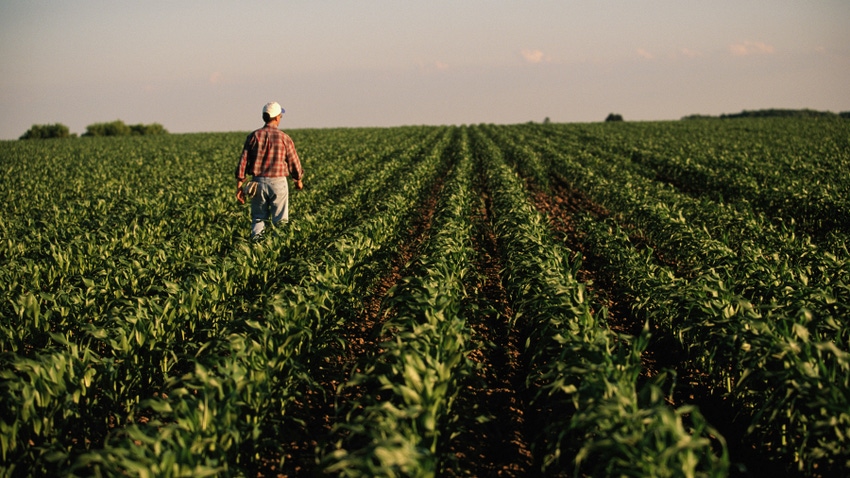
top-left (235, 101), bottom-right (304, 241)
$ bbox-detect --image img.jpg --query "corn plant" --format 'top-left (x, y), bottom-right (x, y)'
top-left (323, 127), bottom-right (478, 477)
top-left (473, 126), bottom-right (729, 476)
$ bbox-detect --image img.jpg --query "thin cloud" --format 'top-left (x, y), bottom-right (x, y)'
top-left (636, 48), bottom-right (654, 60)
top-left (521, 49), bottom-right (549, 64)
top-left (729, 41), bottom-right (775, 56)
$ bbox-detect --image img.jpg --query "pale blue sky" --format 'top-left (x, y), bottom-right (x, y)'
top-left (1, 1), bottom-right (848, 139)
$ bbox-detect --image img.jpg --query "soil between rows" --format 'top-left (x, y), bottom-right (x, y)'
top-left (272, 168), bottom-right (540, 475)
top-left (527, 175), bottom-right (803, 477)
top-left (442, 184), bottom-right (533, 476)
top-left (267, 166), bottom-right (639, 476)
top-left (272, 178), bottom-right (443, 476)
top-left (267, 163), bottom-right (764, 476)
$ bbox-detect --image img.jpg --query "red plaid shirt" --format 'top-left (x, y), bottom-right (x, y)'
top-left (235, 124), bottom-right (303, 181)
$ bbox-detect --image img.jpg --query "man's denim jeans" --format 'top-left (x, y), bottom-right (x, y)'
top-left (250, 176), bottom-right (289, 239)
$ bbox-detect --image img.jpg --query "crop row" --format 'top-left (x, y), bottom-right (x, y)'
top-left (578, 119), bottom-right (850, 241)
top-left (321, 127), bottom-right (477, 476)
top-left (72, 127), bottom-right (454, 475)
top-left (2, 118), bottom-right (847, 475)
top-left (486, 121), bottom-right (850, 474)
top-left (0, 127), bottom-right (451, 474)
top-left (472, 126), bottom-right (728, 476)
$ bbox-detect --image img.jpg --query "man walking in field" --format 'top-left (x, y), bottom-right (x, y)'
top-left (235, 101), bottom-right (304, 241)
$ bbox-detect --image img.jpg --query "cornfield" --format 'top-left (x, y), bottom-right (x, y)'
top-left (1, 118), bottom-right (848, 476)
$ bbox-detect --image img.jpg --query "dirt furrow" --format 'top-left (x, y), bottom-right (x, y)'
top-left (442, 174), bottom-right (534, 475)
top-left (528, 175), bottom-right (785, 475)
top-left (529, 177), bottom-right (670, 384)
top-left (272, 178), bottom-right (444, 477)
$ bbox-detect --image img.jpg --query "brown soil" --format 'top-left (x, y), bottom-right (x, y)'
top-left (526, 176), bottom-right (799, 476)
top-left (526, 177), bottom-right (641, 334)
top-left (442, 189), bottom-right (534, 476)
top-left (272, 167), bottom-right (540, 475)
top-left (525, 176), bottom-right (667, 381)
top-left (271, 178), bottom-right (443, 477)
top-left (261, 161), bottom-right (724, 476)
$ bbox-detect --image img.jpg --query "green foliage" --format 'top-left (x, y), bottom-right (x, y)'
top-left (323, 128), bottom-right (475, 476)
top-left (82, 120), bottom-right (168, 137)
top-left (129, 123), bottom-right (168, 135)
top-left (605, 113), bottom-right (624, 122)
top-left (19, 123), bottom-right (73, 140)
top-left (1, 118), bottom-right (848, 475)
top-left (681, 114), bottom-right (716, 120)
top-left (513, 118), bottom-right (850, 474)
top-left (474, 126), bottom-right (729, 476)
top-left (720, 108), bottom-right (839, 119)
top-left (684, 108), bottom-right (844, 120)
top-left (82, 120), bottom-right (131, 136)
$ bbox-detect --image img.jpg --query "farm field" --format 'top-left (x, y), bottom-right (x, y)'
top-left (1, 118), bottom-right (849, 476)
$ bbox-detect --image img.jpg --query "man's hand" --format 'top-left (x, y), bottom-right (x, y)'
top-left (236, 187), bottom-right (246, 204)
top-left (295, 179), bottom-right (304, 190)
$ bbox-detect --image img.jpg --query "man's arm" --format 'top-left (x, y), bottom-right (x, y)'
top-left (235, 180), bottom-right (246, 204)
top-left (235, 142), bottom-right (251, 203)
top-left (284, 134), bottom-right (304, 190)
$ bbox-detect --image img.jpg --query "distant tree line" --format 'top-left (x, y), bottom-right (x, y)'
top-left (20, 120), bottom-right (168, 139)
top-left (18, 123), bottom-right (76, 139)
top-left (683, 109), bottom-right (850, 120)
top-left (82, 120), bottom-right (168, 137)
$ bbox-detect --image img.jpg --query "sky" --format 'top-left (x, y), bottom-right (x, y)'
top-left (1, 0), bottom-right (849, 139)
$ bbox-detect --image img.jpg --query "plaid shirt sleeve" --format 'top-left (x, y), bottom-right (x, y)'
top-left (283, 133), bottom-right (303, 181)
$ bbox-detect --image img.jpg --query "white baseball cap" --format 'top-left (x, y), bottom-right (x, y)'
top-left (262, 101), bottom-right (284, 117)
